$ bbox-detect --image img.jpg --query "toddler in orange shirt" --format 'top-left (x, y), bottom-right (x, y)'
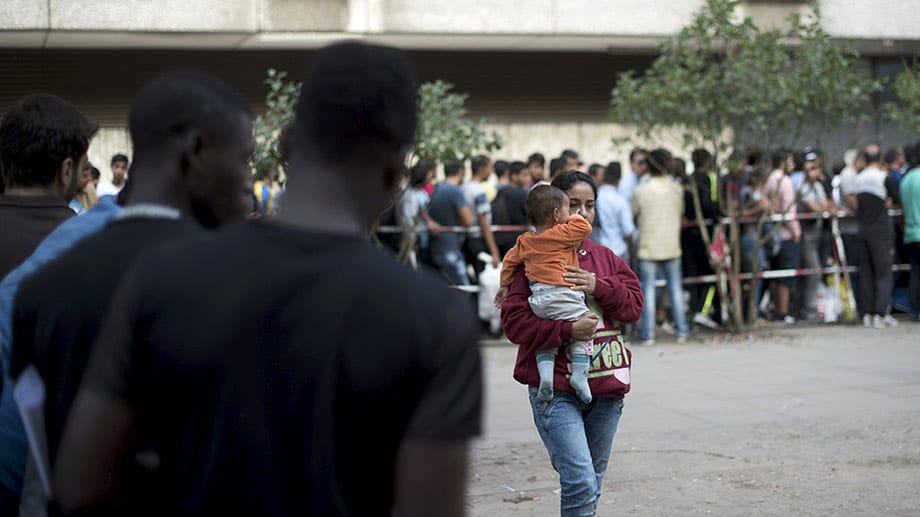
top-left (494, 185), bottom-right (593, 403)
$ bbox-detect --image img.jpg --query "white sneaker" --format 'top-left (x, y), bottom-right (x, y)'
top-left (871, 314), bottom-right (885, 329)
top-left (881, 314), bottom-right (898, 328)
top-left (783, 315), bottom-right (796, 325)
top-left (660, 321), bottom-right (675, 336)
top-left (693, 313), bottom-right (719, 329)
top-left (863, 314), bottom-right (873, 328)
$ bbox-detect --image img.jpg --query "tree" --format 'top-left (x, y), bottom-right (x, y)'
top-left (885, 60), bottom-right (920, 137)
top-left (411, 80), bottom-right (502, 165)
top-left (609, 0), bottom-right (880, 332)
top-left (250, 68), bottom-right (300, 179)
top-left (251, 73), bottom-right (502, 178)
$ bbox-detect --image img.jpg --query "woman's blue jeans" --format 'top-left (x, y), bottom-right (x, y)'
top-left (528, 387), bottom-right (624, 517)
top-left (638, 258), bottom-right (688, 340)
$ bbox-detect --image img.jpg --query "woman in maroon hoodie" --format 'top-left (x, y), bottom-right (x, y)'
top-left (500, 171), bottom-right (643, 516)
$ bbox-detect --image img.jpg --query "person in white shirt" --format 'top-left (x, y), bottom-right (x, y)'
top-left (617, 148), bottom-right (648, 201)
top-left (95, 153), bottom-right (128, 197)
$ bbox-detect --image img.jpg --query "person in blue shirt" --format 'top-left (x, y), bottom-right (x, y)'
top-left (594, 161), bottom-right (635, 262)
top-left (427, 162), bottom-right (474, 285)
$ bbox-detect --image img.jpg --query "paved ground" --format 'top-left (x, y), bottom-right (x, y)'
top-left (468, 320), bottom-right (920, 516)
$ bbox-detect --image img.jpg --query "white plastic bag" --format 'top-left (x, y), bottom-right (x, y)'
top-left (476, 252), bottom-right (502, 335)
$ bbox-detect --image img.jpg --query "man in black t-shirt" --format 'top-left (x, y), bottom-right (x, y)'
top-left (0, 93), bottom-right (96, 516)
top-left (55, 42), bottom-right (482, 517)
top-left (9, 70), bottom-right (253, 512)
top-left (0, 95), bottom-right (96, 281)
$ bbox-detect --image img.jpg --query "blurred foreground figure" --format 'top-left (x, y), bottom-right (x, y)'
top-left (55, 41), bottom-right (482, 517)
top-left (11, 68), bottom-right (253, 514)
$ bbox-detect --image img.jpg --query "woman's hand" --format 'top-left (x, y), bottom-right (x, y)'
top-left (563, 265), bottom-right (596, 295)
top-left (493, 286), bottom-right (509, 308)
top-left (571, 313), bottom-right (599, 341)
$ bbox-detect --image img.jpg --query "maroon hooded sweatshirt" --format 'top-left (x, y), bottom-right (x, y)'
top-left (501, 238), bottom-right (643, 399)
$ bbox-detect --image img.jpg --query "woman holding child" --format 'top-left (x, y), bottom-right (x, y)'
top-left (499, 171), bottom-right (643, 516)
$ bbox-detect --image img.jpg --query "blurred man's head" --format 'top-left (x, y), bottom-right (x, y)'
top-left (110, 153), bottom-right (129, 186)
top-left (0, 94), bottom-right (97, 201)
top-left (128, 69), bottom-right (254, 227)
top-left (471, 155), bottom-right (492, 181)
top-left (629, 148), bottom-right (648, 176)
top-left (509, 160), bottom-right (529, 188)
top-left (527, 152), bottom-right (545, 182)
top-left (288, 41), bottom-right (418, 226)
top-left (560, 149), bottom-right (579, 170)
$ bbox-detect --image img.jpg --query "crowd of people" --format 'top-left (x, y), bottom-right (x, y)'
top-left (0, 36), bottom-right (917, 517)
top-left (385, 141), bottom-right (920, 340)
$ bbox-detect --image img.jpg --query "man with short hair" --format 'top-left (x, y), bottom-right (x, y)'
top-left (0, 95), bottom-right (95, 281)
top-left (492, 161), bottom-right (529, 256)
top-left (548, 157), bottom-right (566, 181)
top-left (55, 42), bottom-right (482, 517)
top-left (494, 159), bottom-right (510, 194)
top-left (594, 161), bottom-right (634, 261)
top-left (527, 152), bottom-right (545, 185)
top-left (0, 92), bottom-right (95, 514)
top-left (587, 163), bottom-right (604, 185)
top-left (884, 146), bottom-right (906, 187)
top-left (429, 162), bottom-right (475, 285)
top-left (618, 148), bottom-right (647, 201)
top-left (560, 149), bottom-right (579, 170)
top-left (683, 148), bottom-right (722, 328)
top-left (847, 146), bottom-right (900, 328)
top-left (764, 149), bottom-right (801, 324)
top-left (632, 148), bottom-right (688, 344)
top-left (462, 155), bottom-right (501, 274)
top-left (96, 153), bottom-right (129, 198)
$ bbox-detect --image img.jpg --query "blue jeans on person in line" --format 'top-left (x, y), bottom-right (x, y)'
top-left (433, 248), bottom-right (468, 286)
top-left (740, 234), bottom-right (766, 319)
top-left (638, 258), bottom-right (689, 340)
top-left (528, 387), bottom-right (624, 517)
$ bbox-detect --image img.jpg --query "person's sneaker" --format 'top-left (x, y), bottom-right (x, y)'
top-left (783, 315), bottom-right (796, 325)
top-left (863, 314), bottom-right (873, 328)
top-left (660, 321), bottom-right (676, 336)
top-left (636, 338), bottom-right (656, 346)
top-left (871, 314), bottom-right (885, 329)
top-left (676, 336), bottom-right (688, 344)
top-left (693, 313), bottom-right (719, 329)
top-left (881, 314), bottom-right (898, 328)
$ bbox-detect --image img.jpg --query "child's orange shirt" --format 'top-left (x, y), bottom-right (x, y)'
top-left (499, 214), bottom-right (593, 287)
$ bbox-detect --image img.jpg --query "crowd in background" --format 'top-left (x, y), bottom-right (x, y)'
top-left (381, 141), bottom-right (920, 338)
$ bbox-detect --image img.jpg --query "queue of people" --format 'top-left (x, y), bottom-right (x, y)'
top-left (385, 141), bottom-right (920, 335)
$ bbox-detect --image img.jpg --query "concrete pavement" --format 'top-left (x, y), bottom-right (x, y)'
top-left (468, 322), bottom-right (920, 516)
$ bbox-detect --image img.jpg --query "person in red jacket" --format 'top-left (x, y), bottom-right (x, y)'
top-left (500, 171), bottom-right (643, 517)
top-left (496, 185), bottom-right (595, 404)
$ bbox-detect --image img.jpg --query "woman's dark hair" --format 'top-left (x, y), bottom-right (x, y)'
top-left (550, 170), bottom-right (597, 199)
top-left (409, 159), bottom-right (432, 188)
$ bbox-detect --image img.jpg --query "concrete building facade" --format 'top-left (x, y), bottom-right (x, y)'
top-left (1, 0), bottom-right (918, 178)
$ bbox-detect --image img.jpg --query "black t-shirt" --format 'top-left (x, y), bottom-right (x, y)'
top-left (10, 216), bottom-right (203, 463)
top-left (0, 194), bottom-right (74, 279)
top-left (852, 167), bottom-right (898, 240)
top-left (84, 221), bottom-right (483, 516)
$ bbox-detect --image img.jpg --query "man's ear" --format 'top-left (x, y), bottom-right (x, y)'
top-left (179, 130), bottom-right (206, 178)
top-left (57, 157), bottom-right (74, 187)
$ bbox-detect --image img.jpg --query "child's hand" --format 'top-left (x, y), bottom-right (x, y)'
top-left (494, 286), bottom-right (510, 308)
